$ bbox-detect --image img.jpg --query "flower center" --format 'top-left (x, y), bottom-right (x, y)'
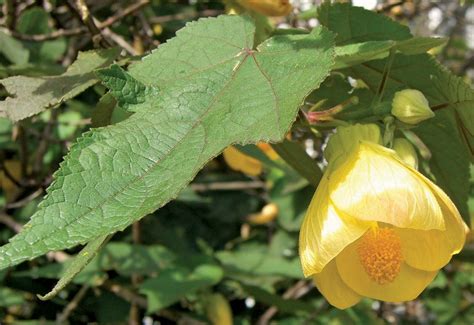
top-left (356, 228), bottom-right (403, 285)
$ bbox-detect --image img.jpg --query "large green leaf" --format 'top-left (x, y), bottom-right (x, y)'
top-left (0, 48), bottom-right (120, 121)
top-left (0, 15), bottom-right (335, 270)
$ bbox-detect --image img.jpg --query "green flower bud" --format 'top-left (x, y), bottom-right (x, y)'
top-left (391, 89), bottom-right (434, 125)
top-left (393, 138), bottom-right (418, 169)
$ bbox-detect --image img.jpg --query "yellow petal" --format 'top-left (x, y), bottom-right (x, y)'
top-left (257, 142), bottom-right (279, 160)
top-left (205, 293), bottom-right (233, 325)
top-left (324, 123), bottom-right (382, 164)
top-left (336, 236), bottom-right (438, 302)
top-left (247, 203), bottom-right (279, 224)
top-left (397, 183), bottom-right (467, 271)
top-left (223, 146), bottom-right (262, 176)
top-left (313, 260), bottom-right (362, 309)
top-left (299, 173), bottom-right (370, 277)
top-left (426, 179), bottom-right (470, 237)
top-left (329, 142), bottom-right (444, 230)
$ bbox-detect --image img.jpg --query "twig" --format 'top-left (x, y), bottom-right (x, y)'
top-left (102, 280), bottom-right (148, 309)
top-left (33, 110), bottom-right (58, 177)
top-left (0, 212), bottom-right (23, 233)
top-left (256, 280), bottom-right (312, 325)
top-left (0, 26), bottom-right (86, 41)
top-left (16, 125), bottom-right (29, 183)
top-left (15, 0), bottom-right (35, 16)
top-left (101, 27), bottom-right (138, 55)
top-left (138, 12), bottom-right (154, 39)
top-left (5, 188), bottom-right (43, 209)
top-left (190, 181), bottom-right (266, 192)
top-left (100, 0), bottom-right (149, 29)
top-left (2, 0), bottom-right (150, 42)
top-left (57, 284), bottom-right (90, 323)
top-left (61, 22), bottom-right (83, 66)
top-left (0, 161), bottom-right (23, 188)
top-left (129, 221), bottom-right (142, 325)
top-left (42, 0), bottom-right (53, 13)
top-left (71, 0), bottom-right (112, 48)
top-left (3, 0), bottom-right (16, 29)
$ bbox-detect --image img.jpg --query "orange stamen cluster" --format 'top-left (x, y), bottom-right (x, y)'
top-left (357, 228), bottom-right (403, 285)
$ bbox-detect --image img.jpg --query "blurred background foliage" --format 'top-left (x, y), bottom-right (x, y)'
top-left (0, 0), bottom-right (473, 324)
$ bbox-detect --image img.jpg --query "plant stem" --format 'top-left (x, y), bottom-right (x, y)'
top-left (374, 50), bottom-right (396, 105)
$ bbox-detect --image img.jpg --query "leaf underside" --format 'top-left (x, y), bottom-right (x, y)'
top-left (0, 15), bottom-right (335, 270)
top-left (0, 48), bottom-right (120, 121)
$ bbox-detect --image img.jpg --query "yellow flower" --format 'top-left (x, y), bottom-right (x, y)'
top-left (0, 160), bottom-right (23, 202)
top-left (205, 293), bottom-right (233, 325)
top-left (256, 142), bottom-right (279, 160)
top-left (223, 146), bottom-right (262, 176)
top-left (223, 143), bottom-right (278, 176)
top-left (237, 0), bottom-right (292, 16)
top-left (247, 202), bottom-right (279, 224)
top-left (299, 124), bottom-right (467, 309)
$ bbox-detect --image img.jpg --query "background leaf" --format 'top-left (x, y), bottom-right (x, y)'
top-left (0, 31), bottom-right (29, 65)
top-left (16, 7), bottom-right (67, 63)
top-left (140, 264), bottom-right (223, 313)
top-left (0, 48), bottom-right (120, 121)
top-left (317, 2), bottom-right (411, 44)
top-left (334, 37), bottom-right (446, 69)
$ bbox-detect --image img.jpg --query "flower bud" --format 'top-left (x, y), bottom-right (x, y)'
top-left (391, 89), bottom-right (434, 125)
top-left (247, 203), bottom-right (279, 224)
top-left (393, 138), bottom-right (418, 169)
top-left (237, 0), bottom-right (292, 16)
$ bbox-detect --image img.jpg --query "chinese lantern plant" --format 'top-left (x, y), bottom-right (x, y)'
top-left (0, 1), bottom-right (471, 313)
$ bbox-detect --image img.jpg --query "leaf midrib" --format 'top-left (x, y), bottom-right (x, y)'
top-left (9, 49), bottom-right (283, 254)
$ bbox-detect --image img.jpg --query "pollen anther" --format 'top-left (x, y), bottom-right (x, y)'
top-left (357, 228), bottom-right (403, 285)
